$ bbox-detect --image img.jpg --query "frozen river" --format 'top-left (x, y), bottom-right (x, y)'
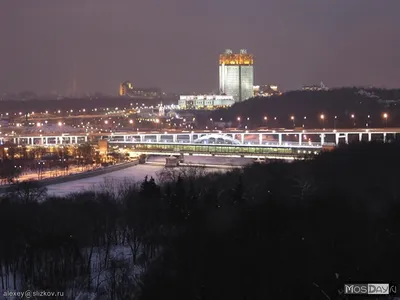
top-left (46, 156), bottom-right (255, 197)
top-left (46, 165), bottom-right (164, 197)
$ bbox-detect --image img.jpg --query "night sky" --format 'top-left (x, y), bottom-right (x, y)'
top-left (1, 0), bottom-right (399, 95)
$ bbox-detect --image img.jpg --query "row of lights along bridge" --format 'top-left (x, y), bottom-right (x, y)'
top-left (225, 113), bottom-right (390, 129)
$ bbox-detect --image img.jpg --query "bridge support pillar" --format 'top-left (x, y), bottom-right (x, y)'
top-left (384, 133), bottom-right (387, 143)
top-left (173, 134), bottom-right (177, 143)
top-left (359, 133), bottom-right (362, 142)
top-left (335, 133), bottom-right (339, 145)
top-left (299, 133), bottom-right (302, 146)
top-left (368, 133), bottom-right (372, 142)
top-left (140, 135), bottom-right (145, 142)
top-left (278, 133), bottom-right (282, 145)
top-left (189, 134), bottom-right (194, 143)
top-left (345, 133), bottom-right (349, 144)
top-left (241, 134), bottom-right (245, 144)
top-left (156, 135), bottom-right (161, 142)
top-left (123, 135), bottom-right (127, 142)
top-left (320, 134), bottom-right (325, 145)
top-left (45, 137), bottom-right (48, 145)
top-left (258, 133), bottom-right (262, 145)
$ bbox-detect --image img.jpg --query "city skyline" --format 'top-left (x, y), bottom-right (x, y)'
top-left (1, 1), bottom-right (400, 95)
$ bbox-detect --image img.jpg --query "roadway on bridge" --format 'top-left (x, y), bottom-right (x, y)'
top-left (6, 127), bottom-right (400, 138)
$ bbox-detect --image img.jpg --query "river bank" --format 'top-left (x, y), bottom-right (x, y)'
top-left (0, 160), bottom-right (140, 194)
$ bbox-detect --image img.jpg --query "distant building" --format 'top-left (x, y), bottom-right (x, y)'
top-left (253, 84), bottom-right (282, 97)
top-left (98, 140), bottom-right (108, 155)
top-left (302, 82), bottom-right (328, 91)
top-left (119, 81), bottom-right (161, 99)
top-left (137, 108), bottom-right (155, 118)
top-left (158, 103), bottom-right (165, 117)
top-left (219, 49), bottom-right (254, 102)
top-left (119, 81), bottom-right (133, 96)
top-left (178, 95), bottom-right (235, 110)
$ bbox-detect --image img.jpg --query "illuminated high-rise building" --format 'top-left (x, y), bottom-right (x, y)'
top-left (119, 81), bottom-right (133, 96)
top-left (219, 49), bottom-right (254, 102)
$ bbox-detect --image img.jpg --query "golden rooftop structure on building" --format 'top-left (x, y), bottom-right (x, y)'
top-left (219, 49), bottom-right (254, 65)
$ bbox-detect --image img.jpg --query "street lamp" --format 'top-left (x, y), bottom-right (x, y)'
top-left (14, 165), bottom-right (22, 181)
top-left (334, 116), bottom-right (338, 129)
top-left (350, 114), bottom-right (355, 127)
top-left (320, 114), bottom-right (325, 128)
top-left (37, 161), bottom-right (45, 180)
top-left (302, 116), bottom-right (307, 128)
top-left (290, 116), bottom-right (295, 128)
top-left (383, 113), bottom-right (388, 127)
top-left (246, 117), bottom-right (250, 129)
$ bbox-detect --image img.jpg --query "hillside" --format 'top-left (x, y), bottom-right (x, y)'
top-left (211, 87), bottom-right (400, 128)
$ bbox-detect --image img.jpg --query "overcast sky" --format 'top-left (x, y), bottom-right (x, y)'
top-left (0, 0), bottom-right (399, 95)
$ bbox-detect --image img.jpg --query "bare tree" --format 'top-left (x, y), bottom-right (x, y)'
top-left (7, 180), bottom-right (47, 204)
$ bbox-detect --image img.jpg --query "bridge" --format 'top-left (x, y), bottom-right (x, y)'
top-left (3, 134), bottom-right (89, 146)
top-left (3, 128), bottom-right (400, 147)
top-left (0, 128), bottom-right (397, 160)
top-left (104, 128), bottom-right (400, 159)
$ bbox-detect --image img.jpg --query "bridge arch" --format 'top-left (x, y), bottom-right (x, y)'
top-left (193, 133), bottom-right (241, 145)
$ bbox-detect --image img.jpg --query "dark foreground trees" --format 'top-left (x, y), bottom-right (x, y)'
top-left (138, 142), bottom-right (400, 300)
top-left (1, 142), bottom-right (400, 299)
